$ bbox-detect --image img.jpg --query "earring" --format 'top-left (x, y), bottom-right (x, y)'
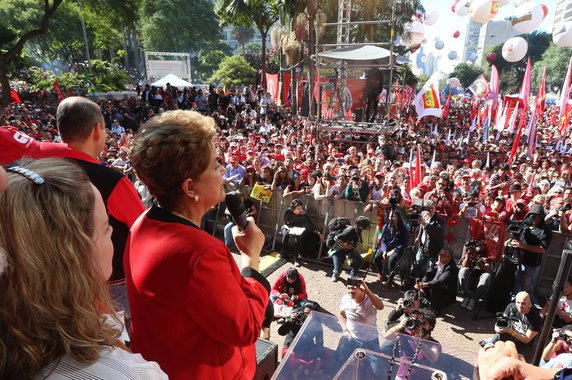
top-left (194, 195), bottom-right (199, 202)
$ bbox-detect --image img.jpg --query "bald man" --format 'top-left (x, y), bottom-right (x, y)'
top-left (483, 291), bottom-right (542, 361)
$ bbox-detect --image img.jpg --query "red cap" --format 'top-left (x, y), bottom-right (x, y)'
top-left (0, 126), bottom-right (68, 165)
top-left (375, 172), bottom-right (385, 178)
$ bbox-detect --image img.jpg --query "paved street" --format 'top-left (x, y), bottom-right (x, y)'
top-left (234, 252), bottom-right (498, 378)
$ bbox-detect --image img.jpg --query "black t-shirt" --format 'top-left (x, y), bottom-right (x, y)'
top-left (502, 303), bottom-right (542, 351)
top-left (518, 224), bottom-right (552, 267)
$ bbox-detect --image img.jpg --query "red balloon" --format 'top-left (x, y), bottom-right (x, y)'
top-left (486, 52), bottom-right (497, 63)
top-left (453, 30), bottom-right (460, 38)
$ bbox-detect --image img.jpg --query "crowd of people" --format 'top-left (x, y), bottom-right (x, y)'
top-left (2, 80), bottom-right (572, 378)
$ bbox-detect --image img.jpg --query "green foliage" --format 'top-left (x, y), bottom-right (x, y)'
top-left (232, 26), bottom-right (255, 50)
top-left (196, 50), bottom-right (230, 82)
top-left (449, 63), bottom-right (484, 88)
top-left (210, 55), bottom-right (256, 88)
top-left (482, 31), bottom-right (551, 93)
top-left (21, 60), bottom-right (128, 92)
top-left (139, 0), bottom-right (220, 53)
top-left (416, 74), bottom-right (429, 89)
top-left (531, 43), bottom-right (572, 92)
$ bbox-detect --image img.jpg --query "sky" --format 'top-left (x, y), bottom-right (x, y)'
top-left (419, 0), bottom-right (558, 74)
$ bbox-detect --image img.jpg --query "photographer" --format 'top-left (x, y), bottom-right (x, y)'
top-left (481, 291), bottom-right (541, 360)
top-left (270, 267), bottom-right (308, 308)
top-left (343, 169), bottom-right (370, 202)
top-left (278, 301), bottom-right (321, 358)
top-left (505, 204), bottom-right (552, 304)
top-left (540, 326), bottom-right (572, 368)
top-left (327, 216), bottom-right (370, 282)
top-left (459, 238), bottom-right (494, 311)
top-left (415, 248), bottom-right (458, 314)
top-left (407, 200), bottom-right (444, 288)
top-left (386, 289), bottom-right (433, 328)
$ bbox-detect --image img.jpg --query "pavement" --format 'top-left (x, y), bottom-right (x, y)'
top-left (233, 250), bottom-right (498, 378)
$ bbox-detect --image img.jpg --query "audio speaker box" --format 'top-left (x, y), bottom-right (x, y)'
top-left (255, 338), bottom-right (278, 380)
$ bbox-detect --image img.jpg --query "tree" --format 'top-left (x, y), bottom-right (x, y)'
top-left (215, 0), bottom-right (279, 86)
top-left (232, 26), bottom-right (255, 51)
top-left (532, 43), bottom-right (572, 92)
top-left (196, 49), bottom-right (230, 82)
top-left (139, 0), bottom-right (220, 53)
top-left (449, 63), bottom-right (484, 88)
top-left (210, 55), bottom-right (256, 88)
top-left (0, 0), bottom-right (64, 105)
top-left (482, 31), bottom-right (551, 93)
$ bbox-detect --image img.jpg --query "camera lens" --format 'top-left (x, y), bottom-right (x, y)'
top-left (403, 299), bottom-right (412, 308)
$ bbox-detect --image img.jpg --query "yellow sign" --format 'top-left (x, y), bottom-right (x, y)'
top-left (250, 183), bottom-right (273, 203)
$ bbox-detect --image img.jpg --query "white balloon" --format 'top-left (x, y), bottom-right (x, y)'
top-left (554, 22), bottom-right (572, 47)
top-left (513, 0), bottom-right (529, 6)
top-left (402, 21), bottom-right (425, 45)
top-left (452, 0), bottom-right (471, 17)
top-left (498, 0), bottom-right (510, 6)
top-left (449, 77), bottom-right (461, 88)
top-left (425, 10), bottom-right (439, 25)
top-left (469, 0), bottom-right (499, 24)
top-left (511, 3), bottom-right (548, 34)
top-left (421, 56), bottom-right (428, 63)
top-left (466, 60), bottom-right (474, 65)
top-left (435, 40), bottom-right (445, 50)
top-left (469, 52), bottom-right (478, 61)
top-left (502, 37), bottom-right (528, 62)
top-left (448, 51), bottom-right (458, 60)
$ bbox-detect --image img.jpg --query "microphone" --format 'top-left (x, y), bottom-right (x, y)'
top-left (225, 191), bottom-right (249, 231)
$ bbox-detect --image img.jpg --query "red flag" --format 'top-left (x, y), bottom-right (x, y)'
top-left (559, 55), bottom-right (572, 123)
top-left (408, 150), bottom-right (414, 190)
top-left (10, 90), bottom-right (21, 104)
top-left (53, 79), bottom-right (64, 102)
top-left (414, 149), bottom-right (422, 187)
top-left (489, 65), bottom-right (500, 114)
top-left (519, 58), bottom-right (532, 107)
top-left (442, 91), bottom-right (452, 118)
top-left (508, 114), bottom-right (527, 164)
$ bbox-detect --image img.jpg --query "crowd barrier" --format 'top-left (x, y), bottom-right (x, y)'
top-left (207, 188), bottom-right (570, 296)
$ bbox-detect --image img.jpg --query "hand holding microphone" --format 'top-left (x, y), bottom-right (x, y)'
top-left (225, 191), bottom-right (264, 270)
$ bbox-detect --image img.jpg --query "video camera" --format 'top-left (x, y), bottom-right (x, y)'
top-left (507, 214), bottom-right (535, 239)
top-left (389, 187), bottom-right (401, 208)
top-left (555, 328), bottom-right (571, 342)
top-left (495, 313), bottom-right (519, 331)
top-left (407, 199), bottom-right (432, 227)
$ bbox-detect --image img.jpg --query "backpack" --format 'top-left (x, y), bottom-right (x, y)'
top-left (326, 217), bottom-right (352, 248)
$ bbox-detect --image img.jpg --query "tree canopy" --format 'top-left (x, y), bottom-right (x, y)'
top-left (449, 63), bottom-right (484, 88)
top-left (210, 55), bottom-right (256, 88)
top-left (531, 43), bottom-right (572, 93)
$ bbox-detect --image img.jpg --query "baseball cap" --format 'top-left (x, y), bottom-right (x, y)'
top-left (528, 204), bottom-right (545, 216)
top-left (0, 126), bottom-right (68, 165)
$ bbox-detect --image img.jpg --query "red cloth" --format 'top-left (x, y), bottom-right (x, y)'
top-left (0, 126), bottom-right (69, 165)
top-left (53, 79), bottom-right (64, 102)
top-left (125, 206), bottom-right (270, 380)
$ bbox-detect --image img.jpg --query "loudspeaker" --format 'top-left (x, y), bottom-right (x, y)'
top-left (255, 338), bottom-right (278, 380)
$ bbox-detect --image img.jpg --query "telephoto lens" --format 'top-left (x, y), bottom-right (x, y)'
top-left (405, 317), bottom-right (420, 331)
top-left (402, 299), bottom-right (412, 308)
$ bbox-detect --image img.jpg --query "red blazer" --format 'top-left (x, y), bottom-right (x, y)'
top-left (125, 206), bottom-right (270, 380)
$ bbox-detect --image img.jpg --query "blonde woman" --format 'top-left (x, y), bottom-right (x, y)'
top-left (0, 159), bottom-right (166, 380)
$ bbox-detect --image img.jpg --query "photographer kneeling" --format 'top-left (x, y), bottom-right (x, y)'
top-left (540, 325), bottom-right (572, 369)
top-left (480, 291), bottom-right (542, 361)
top-left (386, 289), bottom-right (433, 329)
top-left (459, 238), bottom-right (495, 311)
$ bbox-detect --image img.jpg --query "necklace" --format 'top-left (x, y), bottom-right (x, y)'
top-left (386, 333), bottom-right (424, 380)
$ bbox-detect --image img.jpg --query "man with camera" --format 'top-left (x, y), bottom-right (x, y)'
top-left (540, 325), bottom-right (572, 369)
top-left (386, 289), bottom-right (433, 328)
top-left (505, 204), bottom-right (552, 305)
top-left (481, 291), bottom-right (542, 360)
top-left (459, 238), bottom-right (494, 311)
top-left (415, 247), bottom-right (458, 314)
top-left (541, 275), bottom-right (572, 329)
top-left (408, 200), bottom-right (444, 288)
top-left (327, 216), bottom-right (370, 282)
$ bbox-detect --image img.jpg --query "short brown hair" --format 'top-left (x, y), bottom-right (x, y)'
top-left (131, 110), bottom-right (216, 210)
top-left (56, 97), bottom-right (103, 143)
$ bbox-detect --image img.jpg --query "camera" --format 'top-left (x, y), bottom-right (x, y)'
top-left (555, 329), bottom-right (570, 341)
top-left (559, 204), bottom-right (572, 212)
top-left (389, 189), bottom-right (401, 206)
top-left (405, 317), bottom-right (421, 331)
top-left (465, 238), bottom-right (478, 249)
top-left (495, 315), bottom-right (513, 330)
top-left (403, 299), bottom-right (412, 308)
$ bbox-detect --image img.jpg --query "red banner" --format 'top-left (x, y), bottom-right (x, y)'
top-left (53, 79), bottom-right (64, 102)
top-left (483, 221), bottom-right (506, 263)
top-left (265, 73), bottom-right (279, 102)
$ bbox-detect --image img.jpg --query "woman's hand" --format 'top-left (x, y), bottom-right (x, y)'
top-left (233, 217), bottom-right (265, 271)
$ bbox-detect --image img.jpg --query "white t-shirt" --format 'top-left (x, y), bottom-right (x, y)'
top-left (340, 293), bottom-right (379, 341)
top-left (36, 346), bottom-right (167, 380)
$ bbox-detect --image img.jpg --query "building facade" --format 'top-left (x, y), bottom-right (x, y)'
top-left (476, 20), bottom-right (519, 66)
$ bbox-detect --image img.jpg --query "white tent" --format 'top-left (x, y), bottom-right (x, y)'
top-left (151, 73), bottom-right (193, 88)
top-left (318, 45), bottom-right (392, 63)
